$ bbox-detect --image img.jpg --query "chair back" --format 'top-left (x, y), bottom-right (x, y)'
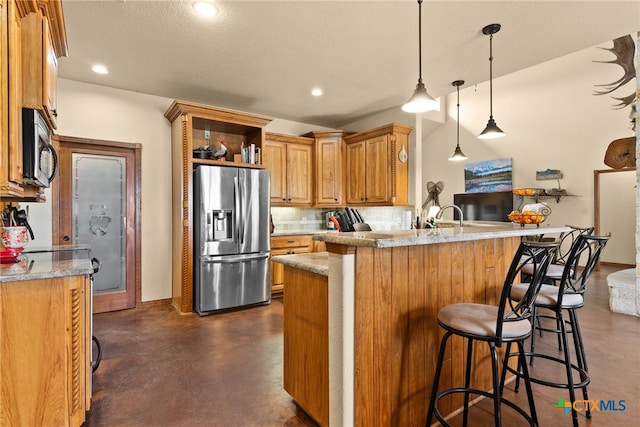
top-left (557, 234), bottom-right (610, 304)
top-left (555, 225), bottom-right (595, 264)
top-left (496, 240), bottom-right (557, 341)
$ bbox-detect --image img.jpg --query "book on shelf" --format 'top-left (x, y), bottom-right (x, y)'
top-left (239, 143), bottom-right (261, 165)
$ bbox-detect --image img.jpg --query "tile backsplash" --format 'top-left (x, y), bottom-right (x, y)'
top-left (270, 206), bottom-right (415, 232)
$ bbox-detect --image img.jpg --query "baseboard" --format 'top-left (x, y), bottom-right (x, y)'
top-left (141, 298), bottom-right (172, 308)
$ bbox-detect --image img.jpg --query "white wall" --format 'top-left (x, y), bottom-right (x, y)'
top-left (26, 79), bottom-right (337, 302)
top-left (419, 40), bottom-right (635, 264)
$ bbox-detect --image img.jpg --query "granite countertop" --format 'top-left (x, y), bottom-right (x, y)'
top-left (272, 252), bottom-right (329, 277)
top-left (0, 246), bottom-right (95, 283)
top-left (271, 229), bottom-right (333, 237)
top-left (313, 223), bottom-right (570, 248)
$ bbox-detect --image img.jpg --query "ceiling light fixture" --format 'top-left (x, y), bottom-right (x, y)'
top-left (449, 80), bottom-right (468, 161)
top-left (91, 64), bottom-right (109, 75)
top-left (311, 88), bottom-right (323, 97)
top-left (193, 1), bottom-right (218, 18)
top-left (402, 0), bottom-right (438, 113)
top-left (478, 23), bottom-right (506, 140)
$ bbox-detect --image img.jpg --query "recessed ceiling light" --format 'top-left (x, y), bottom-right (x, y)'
top-left (311, 88), bottom-right (323, 97)
top-left (193, 1), bottom-right (218, 18)
top-left (91, 65), bottom-right (109, 75)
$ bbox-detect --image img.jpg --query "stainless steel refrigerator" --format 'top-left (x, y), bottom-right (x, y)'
top-left (193, 165), bottom-right (271, 315)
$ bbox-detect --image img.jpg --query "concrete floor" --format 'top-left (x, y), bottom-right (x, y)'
top-left (86, 265), bottom-right (638, 426)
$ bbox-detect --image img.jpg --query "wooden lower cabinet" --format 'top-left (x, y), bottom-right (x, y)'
top-left (283, 266), bottom-right (329, 426)
top-left (0, 274), bottom-right (91, 427)
top-left (270, 234), bottom-right (314, 294)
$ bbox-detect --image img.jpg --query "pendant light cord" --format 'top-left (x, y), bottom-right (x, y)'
top-left (488, 33), bottom-right (493, 117)
top-left (456, 84), bottom-right (460, 146)
top-left (417, 0), bottom-right (423, 84)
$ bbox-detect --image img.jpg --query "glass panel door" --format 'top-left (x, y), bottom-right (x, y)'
top-left (72, 153), bottom-right (127, 294)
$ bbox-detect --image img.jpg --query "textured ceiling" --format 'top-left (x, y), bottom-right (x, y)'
top-left (58, 1), bottom-right (640, 128)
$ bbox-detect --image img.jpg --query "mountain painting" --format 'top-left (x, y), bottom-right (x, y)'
top-left (464, 158), bottom-right (513, 193)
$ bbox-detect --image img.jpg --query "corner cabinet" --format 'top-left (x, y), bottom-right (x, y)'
top-left (263, 132), bottom-right (314, 207)
top-left (344, 123), bottom-right (411, 206)
top-left (304, 130), bottom-right (354, 207)
top-left (164, 100), bottom-right (272, 314)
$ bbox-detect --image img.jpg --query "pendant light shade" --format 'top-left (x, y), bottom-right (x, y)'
top-left (478, 23), bottom-right (506, 139)
top-left (402, 0), bottom-right (438, 113)
top-left (449, 80), bottom-right (468, 161)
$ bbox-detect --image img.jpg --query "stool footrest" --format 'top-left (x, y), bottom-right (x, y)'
top-left (505, 351), bottom-right (590, 389)
top-left (431, 387), bottom-right (537, 426)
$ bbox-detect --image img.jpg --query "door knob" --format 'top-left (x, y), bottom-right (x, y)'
top-left (62, 235), bottom-right (70, 242)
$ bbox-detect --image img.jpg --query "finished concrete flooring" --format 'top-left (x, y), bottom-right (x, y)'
top-left (86, 265), bottom-right (638, 426)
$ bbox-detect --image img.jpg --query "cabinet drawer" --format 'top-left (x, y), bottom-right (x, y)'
top-left (271, 235), bottom-right (313, 249)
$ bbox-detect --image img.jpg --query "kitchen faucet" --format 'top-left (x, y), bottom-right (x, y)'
top-left (435, 205), bottom-right (464, 227)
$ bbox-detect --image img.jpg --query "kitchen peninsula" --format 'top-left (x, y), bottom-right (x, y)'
top-left (273, 223), bottom-right (569, 427)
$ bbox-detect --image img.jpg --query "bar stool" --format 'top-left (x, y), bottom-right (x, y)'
top-left (522, 225), bottom-right (594, 350)
top-left (505, 234), bottom-right (609, 427)
top-left (425, 240), bottom-right (557, 427)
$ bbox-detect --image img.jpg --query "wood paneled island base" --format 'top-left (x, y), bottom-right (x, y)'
top-left (275, 225), bottom-right (568, 426)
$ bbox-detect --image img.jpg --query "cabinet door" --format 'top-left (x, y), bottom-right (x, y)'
top-left (263, 140), bottom-right (287, 205)
top-left (42, 17), bottom-right (57, 127)
top-left (21, 11), bottom-right (57, 129)
top-left (364, 135), bottom-right (389, 204)
top-left (0, 275), bottom-right (89, 427)
top-left (270, 247), bottom-right (289, 294)
top-left (315, 137), bottom-right (342, 206)
top-left (345, 140), bottom-right (366, 204)
top-left (0, 0), bottom-right (25, 199)
top-left (286, 143), bottom-right (313, 205)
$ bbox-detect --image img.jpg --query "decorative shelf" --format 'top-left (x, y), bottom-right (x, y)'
top-left (513, 188), bottom-right (577, 203)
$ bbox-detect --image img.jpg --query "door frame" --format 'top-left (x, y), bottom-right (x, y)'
top-left (593, 167), bottom-right (636, 268)
top-left (51, 134), bottom-right (142, 310)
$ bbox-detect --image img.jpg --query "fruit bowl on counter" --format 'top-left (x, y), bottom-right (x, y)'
top-left (508, 203), bottom-right (551, 227)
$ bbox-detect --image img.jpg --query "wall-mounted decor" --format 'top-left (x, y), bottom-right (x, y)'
top-left (536, 169), bottom-right (563, 180)
top-left (464, 158), bottom-right (512, 193)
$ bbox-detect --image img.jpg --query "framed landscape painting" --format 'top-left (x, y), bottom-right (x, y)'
top-left (464, 158), bottom-right (513, 193)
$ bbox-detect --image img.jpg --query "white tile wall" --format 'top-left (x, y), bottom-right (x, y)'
top-left (270, 206), bottom-right (416, 232)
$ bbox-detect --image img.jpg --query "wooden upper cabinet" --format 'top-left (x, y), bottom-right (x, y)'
top-left (1, 0), bottom-right (67, 202)
top-left (345, 139), bottom-right (366, 204)
top-left (263, 139), bottom-right (287, 204)
top-left (21, 4), bottom-right (64, 130)
top-left (344, 123), bottom-right (412, 206)
top-left (305, 130), bottom-right (353, 207)
top-left (264, 132), bottom-right (314, 207)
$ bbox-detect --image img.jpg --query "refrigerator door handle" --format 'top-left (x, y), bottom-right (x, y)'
top-left (201, 253), bottom-right (270, 264)
top-left (234, 176), bottom-right (244, 245)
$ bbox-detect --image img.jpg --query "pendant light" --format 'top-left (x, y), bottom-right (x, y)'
top-left (402, 0), bottom-right (438, 113)
top-left (478, 23), bottom-right (506, 139)
top-left (449, 80), bottom-right (468, 161)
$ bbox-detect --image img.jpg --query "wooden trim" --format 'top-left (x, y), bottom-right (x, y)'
top-left (325, 242), bottom-right (355, 255)
top-left (343, 123), bottom-right (412, 144)
top-left (265, 132), bottom-right (315, 146)
top-left (141, 298), bottom-right (172, 308)
top-left (53, 135), bottom-right (142, 311)
top-left (164, 100), bottom-right (272, 127)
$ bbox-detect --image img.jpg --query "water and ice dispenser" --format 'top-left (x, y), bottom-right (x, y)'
top-left (206, 210), bottom-right (233, 241)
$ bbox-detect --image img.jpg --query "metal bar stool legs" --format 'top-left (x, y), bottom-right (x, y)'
top-left (426, 241), bottom-right (556, 427)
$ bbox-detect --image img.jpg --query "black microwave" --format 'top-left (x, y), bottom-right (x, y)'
top-left (22, 108), bottom-right (58, 187)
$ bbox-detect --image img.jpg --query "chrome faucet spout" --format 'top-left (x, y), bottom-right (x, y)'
top-left (435, 205), bottom-right (464, 227)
